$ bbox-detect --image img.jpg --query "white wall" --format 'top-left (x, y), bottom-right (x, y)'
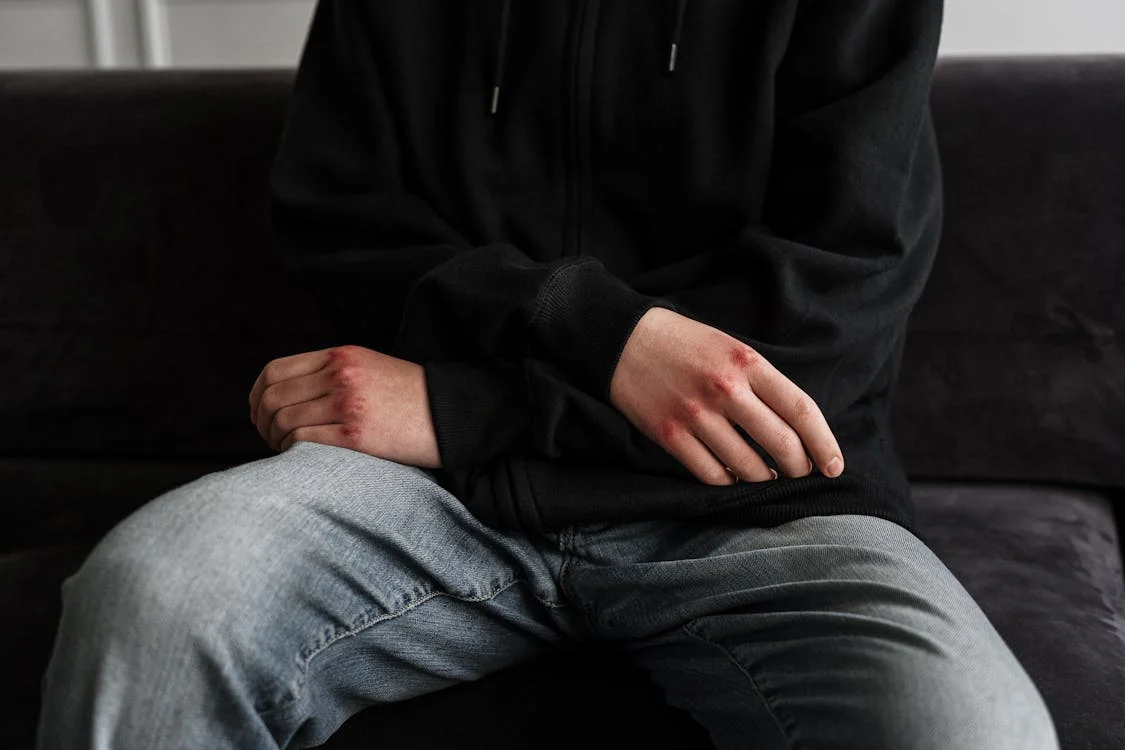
top-left (1, 0), bottom-right (1123, 70)
top-left (942, 0), bottom-right (1125, 55)
top-left (0, 0), bottom-right (317, 69)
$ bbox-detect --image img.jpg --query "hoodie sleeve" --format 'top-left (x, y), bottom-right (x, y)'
top-left (269, 0), bottom-right (671, 409)
top-left (424, 0), bottom-right (944, 492)
top-left (651, 0), bottom-right (944, 424)
top-left (271, 0), bottom-right (943, 498)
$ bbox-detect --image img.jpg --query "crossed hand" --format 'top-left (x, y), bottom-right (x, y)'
top-left (249, 308), bottom-right (843, 485)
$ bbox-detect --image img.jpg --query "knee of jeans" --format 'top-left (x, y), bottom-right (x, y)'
top-left (942, 672), bottom-right (1056, 750)
top-left (1016, 689), bottom-right (1060, 750)
top-left (61, 489), bottom-right (288, 659)
top-left (866, 646), bottom-right (1059, 750)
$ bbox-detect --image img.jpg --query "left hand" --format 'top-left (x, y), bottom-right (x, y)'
top-left (248, 345), bottom-right (441, 468)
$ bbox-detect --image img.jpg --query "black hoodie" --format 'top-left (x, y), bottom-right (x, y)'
top-left (269, 0), bottom-right (945, 536)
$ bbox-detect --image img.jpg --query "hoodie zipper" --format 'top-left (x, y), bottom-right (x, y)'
top-left (564, 0), bottom-right (597, 259)
top-left (494, 2), bottom-right (686, 260)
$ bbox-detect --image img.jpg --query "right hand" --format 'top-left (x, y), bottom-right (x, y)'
top-left (609, 307), bottom-right (844, 486)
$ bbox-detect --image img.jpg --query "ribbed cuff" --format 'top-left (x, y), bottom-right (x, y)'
top-left (529, 258), bottom-right (679, 403)
top-left (423, 360), bottom-right (530, 470)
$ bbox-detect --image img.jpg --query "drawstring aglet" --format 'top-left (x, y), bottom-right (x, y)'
top-left (490, 85), bottom-right (501, 115)
top-left (668, 0), bottom-right (687, 73)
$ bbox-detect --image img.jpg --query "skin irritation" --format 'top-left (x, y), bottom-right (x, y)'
top-left (655, 344), bottom-right (756, 445)
top-left (729, 345), bottom-right (758, 370)
top-left (657, 418), bottom-right (679, 443)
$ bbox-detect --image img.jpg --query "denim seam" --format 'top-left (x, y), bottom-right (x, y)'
top-left (680, 620), bottom-right (798, 750)
top-left (557, 526), bottom-right (599, 639)
top-left (259, 575), bottom-right (555, 715)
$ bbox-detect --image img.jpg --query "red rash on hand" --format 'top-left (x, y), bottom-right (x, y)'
top-left (683, 400), bottom-right (704, 420)
top-left (708, 373), bottom-right (735, 396)
top-left (729, 346), bottom-right (755, 369)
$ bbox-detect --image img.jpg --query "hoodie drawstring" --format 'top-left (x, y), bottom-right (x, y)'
top-left (490, 0), bottom-right (513, 115)
top-left (488, 0), bottom-right (688, 116)
top-left (668, 0), bottom-right (688, 73)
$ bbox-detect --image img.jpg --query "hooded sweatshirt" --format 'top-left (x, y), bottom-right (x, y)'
top-left (269, 0), bottom-right (945, 536)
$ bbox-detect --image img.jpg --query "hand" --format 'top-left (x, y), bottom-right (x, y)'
top-left (610, 308), bottom-right (844, 486)
top-left (248, 345), bottom-right (441, 468)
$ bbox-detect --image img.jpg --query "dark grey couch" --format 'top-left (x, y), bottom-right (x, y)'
top-left (2, 56), bottom-right (1124, 749)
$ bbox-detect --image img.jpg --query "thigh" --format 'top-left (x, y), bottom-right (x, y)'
top-left (558, 515), bottom-right (1058, 750)
top-left (52, 440), bottom-right (578, 748)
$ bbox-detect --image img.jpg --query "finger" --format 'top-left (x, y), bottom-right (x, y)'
top-left (254, 370), bottom-right (332, 443)
top-left (660, 425), bottom-right (738, 486)
top-left (248, 348), bottom-right (335, 422)
top-left (725, 390), bottom-right (815, 478)
top-left (269, 395), bottom-right (338, 452)
top-left (278, 423), bottom-right (350, 454)
top-left (745, 363), bottom-right (844, 478)
top-left (690, 412), bottom-right (776, 483)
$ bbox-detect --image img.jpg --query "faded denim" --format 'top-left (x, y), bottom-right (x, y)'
top-left (37, 440), bottom-right (1058, 749)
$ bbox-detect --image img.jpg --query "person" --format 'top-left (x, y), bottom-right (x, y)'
top-left (37, 1), bottom-right (1059, 748)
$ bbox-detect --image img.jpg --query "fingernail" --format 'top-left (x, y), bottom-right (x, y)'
top-left (826, 456), bottom-right (843, 477)
top-left (769, 468), bottom-right (778, 480)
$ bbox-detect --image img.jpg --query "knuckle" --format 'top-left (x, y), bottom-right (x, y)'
top-left (702, 466), bottom-right (731, 485)
top-left (678, 398), bottom-right (705, 423)
top-left (655, 418), bottom-right (679, 446)
top-left (339, 423), bottom-right (363, 446)
top-left (329, 345), bottom-right (356, 362)
top-left (262, 361), bottom-right (281, 382)
top-left (772, 430), bottom-right (801, 457)
top-left (273, 407), bottom-right (293, 435)
top-left (733, 462), bottom-right (762, 482)
top-left (260, 384), bottom-right (282, 412)
top-left (792, 393), bottom-right (817, 421)
top-left (730, 344), bottom-right (763, 372)
top-left (336, 393), bottom-right (368, 421)
top-left (332, 365), bottom-right (360, 387)
top-left (705, 371), bottom-right (736, 397)
top-left (290, 426), bottom-right (313, 443)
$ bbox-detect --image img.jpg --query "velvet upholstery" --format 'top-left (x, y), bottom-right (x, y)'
top-left (915, 484), bottom-right (1125, 750)
top-left (896, 57), bottom-right (1125, 492)
top-left (1, 57), bottom-right (1123, 749)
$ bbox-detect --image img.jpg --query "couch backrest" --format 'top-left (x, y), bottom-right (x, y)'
top-left (896, 56), bottom-right (1125, 493)
top-left (0, 70), bottom-right (320, 461)
top-left (1, 59), bottom-right (1123, 492)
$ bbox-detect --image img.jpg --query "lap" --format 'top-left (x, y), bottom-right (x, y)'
top-left (53, 456), bottom-right (1060, 747)
top-left (57, 441), bottom-right (576, 744)
top-left (82, 440), bottom-right (563, 610)
top-left (555, 514), bottom-right (1059, 750)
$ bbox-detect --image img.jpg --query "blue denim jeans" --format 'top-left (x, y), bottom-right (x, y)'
top-left (37, 440), bottom-right (1058, 749)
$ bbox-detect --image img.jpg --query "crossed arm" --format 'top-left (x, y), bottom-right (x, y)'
top-left (248, 0), bottom-right (942, 489)
top-left (247, 306), bottom-right (843, 486)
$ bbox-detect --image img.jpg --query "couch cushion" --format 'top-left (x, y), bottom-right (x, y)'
top-left (0, 544), bottom-right (92, 750)
top-left (915, 482), bottom-right (1125, 750)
